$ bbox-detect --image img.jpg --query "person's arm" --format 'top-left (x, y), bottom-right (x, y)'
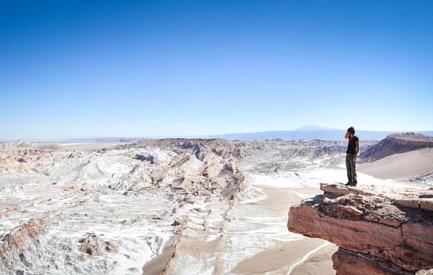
top-left (354, 139), bottom-right (360, 161)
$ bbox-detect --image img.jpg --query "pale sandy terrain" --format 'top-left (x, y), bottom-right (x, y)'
top-left (359, 148), bottom-right (433, 180)
top-left (162, 174), bottom-right (337, 275)
top-left (228, 181), bottom-right (336, 275)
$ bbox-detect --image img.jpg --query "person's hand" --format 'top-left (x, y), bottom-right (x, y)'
top-left (353, 155), bottom-right (357, 162)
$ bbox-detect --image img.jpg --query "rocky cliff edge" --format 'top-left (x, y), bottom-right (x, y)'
top-left (288, 183), bottom-right (433, 275)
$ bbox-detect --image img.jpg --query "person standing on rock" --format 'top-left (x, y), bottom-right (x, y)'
top-left (345, 126), bottom-right (359, 186)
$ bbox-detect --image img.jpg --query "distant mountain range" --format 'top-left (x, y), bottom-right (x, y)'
top-left (213, 127), bottom-right (433, 141)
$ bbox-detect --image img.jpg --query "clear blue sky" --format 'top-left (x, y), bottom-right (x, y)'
top-left (1, 0), bottom-right (433, 139)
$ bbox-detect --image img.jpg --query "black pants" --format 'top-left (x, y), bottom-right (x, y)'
top-left (346, 154), bottom-right (357, 184)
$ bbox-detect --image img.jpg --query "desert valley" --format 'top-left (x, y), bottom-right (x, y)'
top-left (1, 133), bottom-right (432, 275)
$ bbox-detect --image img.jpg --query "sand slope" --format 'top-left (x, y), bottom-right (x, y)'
top-left (359, 148), bottom-right (433, 179)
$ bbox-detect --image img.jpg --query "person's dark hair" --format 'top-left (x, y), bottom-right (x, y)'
top-left (347, 126), bottom-right (355, 135)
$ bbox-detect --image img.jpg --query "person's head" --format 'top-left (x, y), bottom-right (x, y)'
top-left (345, 127), bottom-right (355, 139)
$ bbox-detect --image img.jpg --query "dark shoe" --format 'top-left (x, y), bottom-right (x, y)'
top-left (345, 182), bottom-right (353, 186)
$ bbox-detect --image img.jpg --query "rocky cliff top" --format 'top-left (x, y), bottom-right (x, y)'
top-left (288, 183), bottom-right (433, 275)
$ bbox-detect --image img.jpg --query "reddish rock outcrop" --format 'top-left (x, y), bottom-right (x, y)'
top-left (0, 218), bottom-right (48, 270)
top-left (288, 183), bottom-right (433, 275)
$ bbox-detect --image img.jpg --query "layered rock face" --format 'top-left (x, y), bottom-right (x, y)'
top-left (288, 183), bottom-right (433, 275)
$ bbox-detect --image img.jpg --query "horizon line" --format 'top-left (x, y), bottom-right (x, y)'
top-left (2, 128), bottom-right (433, 142)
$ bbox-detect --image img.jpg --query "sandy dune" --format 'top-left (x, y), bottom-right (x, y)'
top-left (162, 174), bottom-right (337, 275)
top-left (359, 148), bottom-right (433, 179)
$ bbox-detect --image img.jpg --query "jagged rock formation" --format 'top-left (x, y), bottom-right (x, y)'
top-left (0, 139), bottom-right (246, 274)
top-left (236, 139), bottom-right (377, 174)
top-left (0, 218), bottom-right (48, 271)
top-left (288, 183), bottom-right (433, 275)
top-left (361, 133), bottom-right (433, 162)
